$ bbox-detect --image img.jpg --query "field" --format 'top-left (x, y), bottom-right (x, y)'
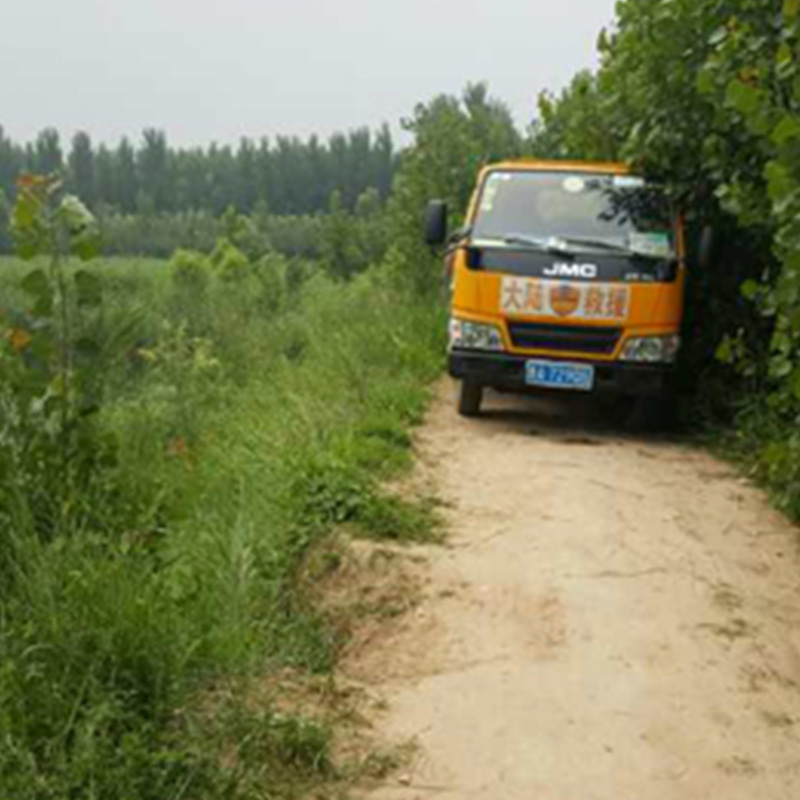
top-left (0, 254), bottom-right (445, 798)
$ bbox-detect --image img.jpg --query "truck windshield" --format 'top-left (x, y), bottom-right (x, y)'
top-left (471, 171), bottom-right (676, 258)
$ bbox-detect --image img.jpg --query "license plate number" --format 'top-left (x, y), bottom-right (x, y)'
top-left (525, 360), bottom-right (595, 392)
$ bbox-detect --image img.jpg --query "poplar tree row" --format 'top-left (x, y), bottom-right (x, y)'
top-left (0, 124), bottom-right (397, 216)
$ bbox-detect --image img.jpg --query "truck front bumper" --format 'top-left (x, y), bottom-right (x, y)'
top-left (449, 351), bottom-right (675, 398)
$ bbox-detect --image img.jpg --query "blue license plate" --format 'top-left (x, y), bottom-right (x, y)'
top-left (525, 360), bottom-right (595, 392)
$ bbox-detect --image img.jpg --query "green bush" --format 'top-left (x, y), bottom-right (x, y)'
top-left (170, 247), bottom-right (210, 291)
top-left (211, 238), bottom-right (251, 283)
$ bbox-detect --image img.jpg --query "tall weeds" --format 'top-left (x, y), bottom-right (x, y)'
top-left (0, 234), bottom-right (444, 797)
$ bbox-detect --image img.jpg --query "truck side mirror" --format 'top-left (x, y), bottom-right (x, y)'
top-left (424, 200), bottom-right (449, 246)
top-left (698, 225), bottom-right (715, 270)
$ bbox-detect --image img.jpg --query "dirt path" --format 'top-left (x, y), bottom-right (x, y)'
top-left (346, 381), bottom-right (800, 800)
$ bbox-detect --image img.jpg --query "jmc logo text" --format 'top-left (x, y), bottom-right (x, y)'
top-left (543, 262), bottom-right (599, 279)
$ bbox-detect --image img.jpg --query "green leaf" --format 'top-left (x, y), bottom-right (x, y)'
top-left (716, 337), bottom-right (734, 364)
top-left (708, 27), bottom-right (729, 46)
top-left (784, 0), bottom-right (800, 19)
top-left (21, 268), bottom-right (50, 298)
top-left (772, 114), bottom-right (800, 146)
top-left (74, 270), bottom-right (102, 307)
top-left (771, 357), bottom-right (793, 378)
top-left (696, 69), bottom-right (715, 96)
top-left (766, 160), bottom-right (795, 205)
top-left (10, 187), bottom-right (47, 259)
top-left (14, 240), bottom-right (39, 260)
top-left (741, 279), bottom-right (761, 300)
top-left (71, 230), bottom-right (101, 261)
top-left (13, 194), bottom-right (37, 228)
top-left (60, 195), bottom-right (101, 260)
top-left (725, 79), bottom-right (762, 116)
top-left (777, 43), bottom-right (797, 80)
top-left (20, 268), bottom-right (54, 316)
top-left (59, 195), bottom-right (94, 232)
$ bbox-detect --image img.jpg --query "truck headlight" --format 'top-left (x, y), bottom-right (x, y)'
top-left (449, 318), bottom-right (505, 352)
top-left (620, 335), bottom-right (681, 364)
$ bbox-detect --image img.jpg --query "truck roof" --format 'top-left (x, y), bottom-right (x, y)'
top-left (484, 159), bottom-right (632, 175)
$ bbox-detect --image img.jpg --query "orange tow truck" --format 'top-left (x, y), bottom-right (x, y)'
top-left (425, 160), bottom-right (686, 424)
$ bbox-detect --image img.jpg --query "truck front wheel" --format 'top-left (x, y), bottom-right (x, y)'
top-left (458, 380), bottom-right (484, 417)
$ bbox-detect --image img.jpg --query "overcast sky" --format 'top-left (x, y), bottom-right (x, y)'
top-left (0, 0), bottom-right (615, 147)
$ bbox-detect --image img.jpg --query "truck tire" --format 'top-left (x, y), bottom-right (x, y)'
top-left (458, 381), bottom-right (484, 417)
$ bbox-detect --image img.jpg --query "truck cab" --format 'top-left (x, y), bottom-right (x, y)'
top-left (426, 160), bottom-right (685, 422)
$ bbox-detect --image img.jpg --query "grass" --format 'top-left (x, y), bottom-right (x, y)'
top-left (0, 255), bottom-right (446, 798)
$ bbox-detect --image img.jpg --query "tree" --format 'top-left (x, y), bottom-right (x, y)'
top-left (463, 82), bottom-right (523, 163)
top-left (373, 123), bottom-right (396, 199)
top-left (0, 187), bottom-right (11, 253)
top-left (115, 138), bottom-right (138, 212)
top-left (530, 71), bottom-right (619, 161)
top-left (33, 128), bottom-right (63, 174)
top-left (138, 129), bottom-right (172, 211)
top-left (68, 131), bottom-right (96, 207)
top-left (355, 187), bottom-right (388, 266)
top-left (0, 124), bottom-right (399, 221)
top-left (235, 138), bottom-right (260, 212)
top-left (320, 190), bottom-right (365, 280)
top-left (0, 125), bottom-right (25, 199)
top-left (388, 84), bottom-right (522, 294)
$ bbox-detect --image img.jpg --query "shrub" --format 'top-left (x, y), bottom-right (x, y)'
top-left (170, 247), bottom-right (210, 292)
top-left (211, 238), bottom-right (251, 283)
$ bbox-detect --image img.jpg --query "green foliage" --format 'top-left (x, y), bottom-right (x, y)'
top-left (1, 174), bottom-right (111, 552)
top-left (388, 83), bottom-right (522, 295)
top-left (220, 205), bottom-right (270, 261)
top-left (530, 0), bottom-right (800, 516)
top-left (320, 190), bottom-right (369, 280)
top-left (0, 125), bottom-right (399, 269)
top-left (170, 247), bottom-right (210, 292)
top-left (211, 238), bottom-right (251, 282)
top-left (252, 253), bottom-right (288, 313)
top-left (0, 82), bottom-right (517, 799)
top-left (0, 189), bottom-right (12, 252)
top-left (0, 243), bottom-right (444, 797)
top-left (290, 453), bottom-right (438, 544)
top-left (531, 71), bottom-right (618, 161)
top-left (0, 124), bottom-right (397, 222)
top-left (92, 202), bottom-right (393, 276)
top-left (99, 208), bottom-right (223, 257)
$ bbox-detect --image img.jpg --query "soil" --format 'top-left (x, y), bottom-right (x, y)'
top-left (345, 381), bottom-right (800, 800)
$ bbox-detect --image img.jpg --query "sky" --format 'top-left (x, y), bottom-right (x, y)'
top-left (0, 0), bottom-right (616, 148)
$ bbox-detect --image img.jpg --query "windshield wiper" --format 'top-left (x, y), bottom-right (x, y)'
top-left (502, 234), bottom-right (576, 255)
top-left (561, 235), bottom-right (675, 260)
top-left (559, 236), bottom-right (634, 254)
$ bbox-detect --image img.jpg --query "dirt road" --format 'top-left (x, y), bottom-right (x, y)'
top-left (348, 382), bottom-right (800, 800)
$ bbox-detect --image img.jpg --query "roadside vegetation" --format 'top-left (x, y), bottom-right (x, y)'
top-left (0, 184), bottom-right (443, 796)
top-left (523, 0), bottom-right (800, 520)
top-left (0, 83), bottom-right (522, 797)
top-left (4, 7), bottom-right (800, 786)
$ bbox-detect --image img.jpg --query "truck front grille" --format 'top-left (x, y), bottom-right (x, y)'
top-left (507, 322), bottom-right (622, 356)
